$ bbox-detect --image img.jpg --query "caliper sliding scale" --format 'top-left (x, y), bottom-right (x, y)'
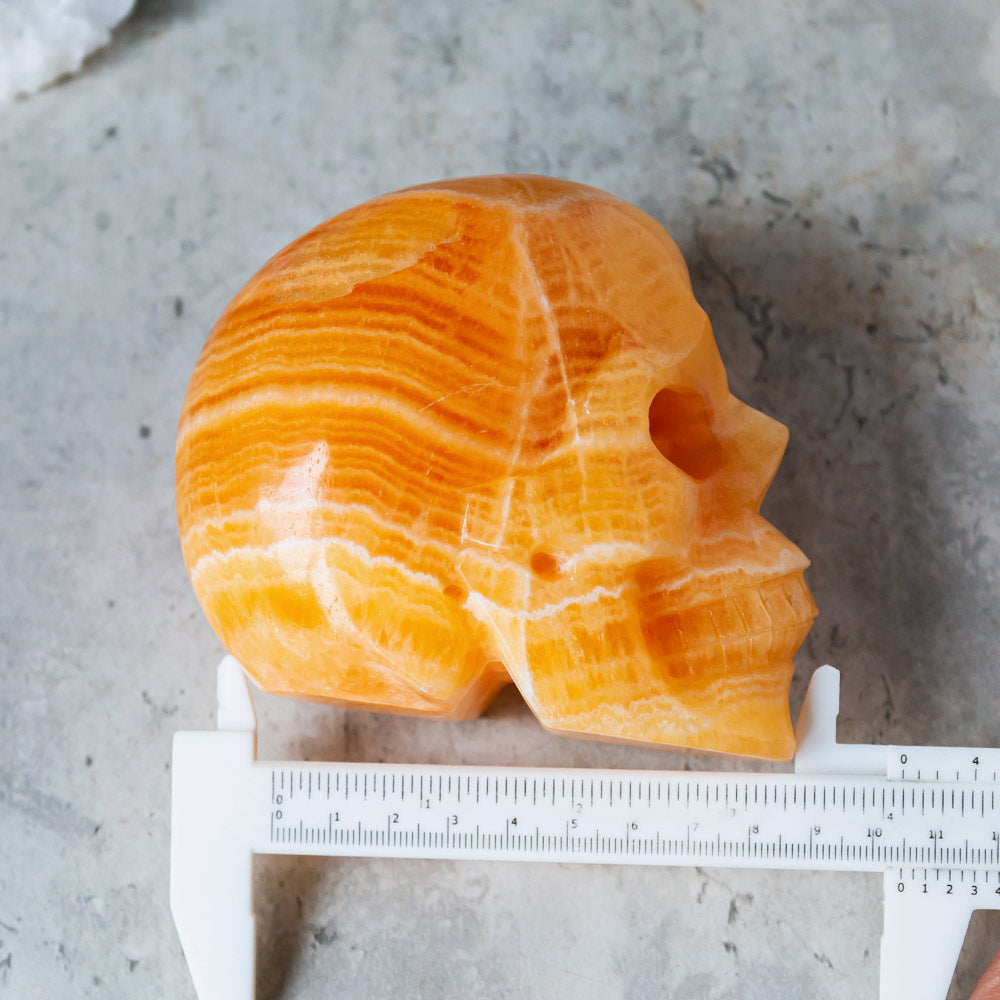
top-left (172, 660), bottom-right (1000, 999)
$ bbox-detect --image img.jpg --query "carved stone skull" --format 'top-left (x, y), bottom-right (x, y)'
top-left (176, 175), bottom-right (816, 760)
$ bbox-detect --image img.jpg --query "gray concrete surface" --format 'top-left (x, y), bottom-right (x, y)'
top-left (3, 1), bottom-right (1000, 997)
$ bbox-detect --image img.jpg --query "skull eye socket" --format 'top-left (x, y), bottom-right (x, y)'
top-left (648, 387), bottom-right (725, 481)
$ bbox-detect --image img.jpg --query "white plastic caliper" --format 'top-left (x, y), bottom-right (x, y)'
top-left (171, 661), bottom-right (1000, 999)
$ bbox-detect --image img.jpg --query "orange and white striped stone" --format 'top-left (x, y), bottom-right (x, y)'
top-left (175, 175), bottom-right (816, 759)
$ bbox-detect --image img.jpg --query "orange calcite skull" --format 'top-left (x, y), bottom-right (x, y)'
top-left (176, 175), bottom-right (816, 759)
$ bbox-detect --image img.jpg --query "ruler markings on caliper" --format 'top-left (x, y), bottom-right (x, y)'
top-left (257, 763), bottom-right (1000, 873)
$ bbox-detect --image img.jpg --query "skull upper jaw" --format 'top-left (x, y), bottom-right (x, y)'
top-left (471, 545), bottom-right (814, 761)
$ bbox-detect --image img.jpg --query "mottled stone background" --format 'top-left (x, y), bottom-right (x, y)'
top-left (3, 1), bottom-right (1000, 997)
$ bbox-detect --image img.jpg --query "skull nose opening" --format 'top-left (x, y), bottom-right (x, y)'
top-left (648, 387), bottom-right (725, 481)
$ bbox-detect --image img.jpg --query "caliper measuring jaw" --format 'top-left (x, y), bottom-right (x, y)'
top-left (171, 660), bottom-right (1000, 1000)
top-left (171, 658), bottom-right (258, 1000)
top-left (793, 665), bottom-right (988, 1000)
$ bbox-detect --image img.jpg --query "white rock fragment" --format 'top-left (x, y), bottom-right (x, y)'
top-left (0, 0), bottom-right (135, 102)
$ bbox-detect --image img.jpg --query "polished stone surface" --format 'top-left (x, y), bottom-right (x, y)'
top-left (3, 1), bottom-right (1000, 996)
